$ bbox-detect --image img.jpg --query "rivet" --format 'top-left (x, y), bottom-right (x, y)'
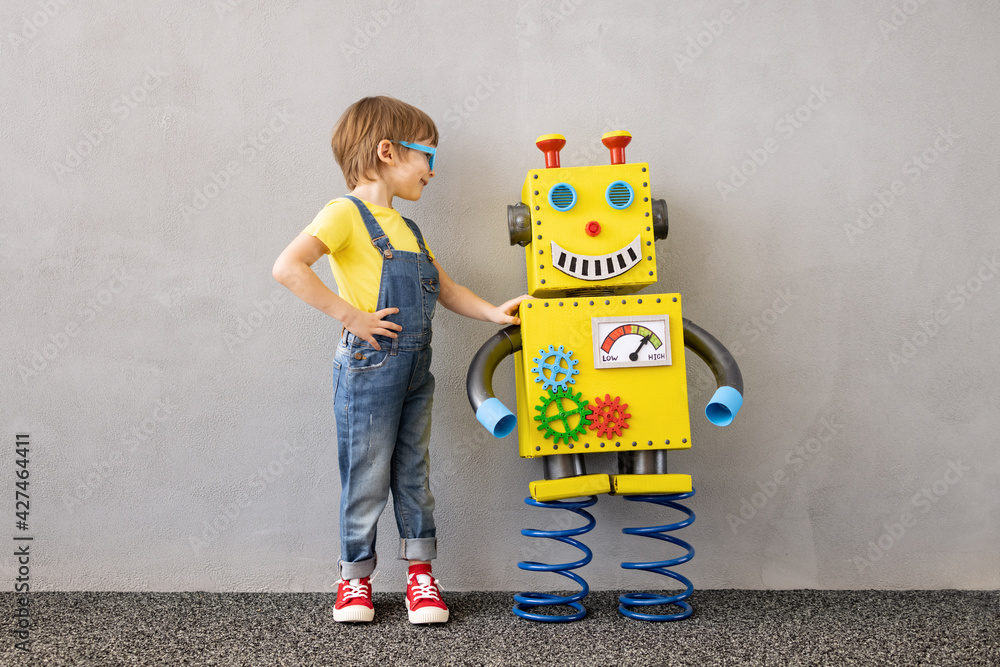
top-left (354, 352), bottom-right (364, 360)
top-left (615, 442), bottom-right (621, 447)
top-left (534, 190), bottom-right (539, 195)
top-left (554, 445), bottom-right (558, 450)
top-left (568, 444), bottom-right (574, 449)
top-left (541, 279), bottom-right (546, 284)
top-left (644, 196), bottom-right (649, 201)
top-left (638, 299), bottom-right (642, 304)
top-left (605, 300), bottom-right (610, 305)
top-left (533, 174), bottom-right (538, 179)
top-left (536, 446), bottom-right (540, 451)
top-left (672, 297), bottom-right (677, 302)
top-left (682, 438), bottom-right (687, 443)
top-left (584, 443), bottom-right (590, 448)
top-left (647, 441), bottom-right (653, 446)
top-left (535, 206), bottom-right (540, 211)
top-left (641, 167), bottom-right (647, 172)
top-left (573, 301), bottom-right (578, 306)
top-left (539, 265), bottom-right (545, 269)
top-left (621, 299), bottom-right (626, 304)
top-left (537, 234), bottom-right (542, 239)
top-left (544, 302), bottom-right (549, 307)
top-left (643, 182), bottom-right (648, 187)
top-left (631, 442), bottom-right (637, 447)
top-left (656, 298), bottom-right (661, 303)
top-left (665, 439), bottom-right (670, 444)
top-left (600, 443), bottom-right (605, 448)
top-left (645, 212), bottom-right (650, 217)
top-left (589, 300), bottom-right (594, 305)
top-left (527, 303), bottom-right (532, 308)
top-left (558, 301), bottom-right (563, 306)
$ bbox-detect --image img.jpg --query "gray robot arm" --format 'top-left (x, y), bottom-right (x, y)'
top-left (467, 325), bottom-right (521, 437)
top-left (683, 318), bottom-right (744, 426)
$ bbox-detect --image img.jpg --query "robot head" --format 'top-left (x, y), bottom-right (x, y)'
top-left (509, 131), bottom-right (667, 297)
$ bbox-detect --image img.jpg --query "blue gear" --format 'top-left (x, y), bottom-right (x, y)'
top-left (531, 345), bottom-right (580, 392)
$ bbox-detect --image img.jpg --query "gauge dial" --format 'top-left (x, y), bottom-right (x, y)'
top-left (592, 315), bottom-right (671, 369)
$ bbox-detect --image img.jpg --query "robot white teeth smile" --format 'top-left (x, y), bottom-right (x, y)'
top-left (467, 130), bottom-right (745, 623)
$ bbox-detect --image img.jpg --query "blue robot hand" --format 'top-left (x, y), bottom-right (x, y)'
top-left (477, 398), bottom-right (517, 437)
top-left (706, 386), bottom-right (743, 427)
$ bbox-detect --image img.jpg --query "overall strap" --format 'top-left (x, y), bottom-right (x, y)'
top-left (342, 195), bottom-right (393, 258)
top-left (401, 216), bottom-right (432, 259)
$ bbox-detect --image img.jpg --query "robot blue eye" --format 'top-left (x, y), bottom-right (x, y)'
top-left (548, 183), bottom-right (577, 211)
top-left (606, 181), bottom-right (634, 209)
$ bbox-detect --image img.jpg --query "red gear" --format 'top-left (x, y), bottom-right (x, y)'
top-left (587, 394), bottom-right (631, 439)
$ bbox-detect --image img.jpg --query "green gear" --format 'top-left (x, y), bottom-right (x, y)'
top-left (533, 387), bottom-right (593, 444)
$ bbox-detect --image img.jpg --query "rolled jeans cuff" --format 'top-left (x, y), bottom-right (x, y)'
top-left (398, 537), bottom-right (437, 562)
top-left (339, 555), bottom-right (376, 580)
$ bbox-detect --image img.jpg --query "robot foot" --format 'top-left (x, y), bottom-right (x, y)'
top-left (611, 473), bottom-right (692, 496)
top-left (530, 474), bottom-right (611, 501)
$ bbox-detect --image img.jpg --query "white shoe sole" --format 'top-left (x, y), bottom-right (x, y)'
top-left (333, 604), bottom-right (374, 623)
top-left (405, 598), bottom-right (449, 624)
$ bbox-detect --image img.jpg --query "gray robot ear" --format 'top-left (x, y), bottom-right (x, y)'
top-left (508, 203), bottom-right (532, 246)
top-left (651, 199), bottom-right (669, 240)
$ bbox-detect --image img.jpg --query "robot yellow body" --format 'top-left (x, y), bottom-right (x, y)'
top-left (468, 131), bottom-right (743, 622)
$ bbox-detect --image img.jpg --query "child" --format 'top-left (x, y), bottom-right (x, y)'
top-left (272, 96), bottom-right (527, 624)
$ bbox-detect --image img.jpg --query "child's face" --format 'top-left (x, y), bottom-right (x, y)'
top-left (386, 138), bottom-right (435, 201)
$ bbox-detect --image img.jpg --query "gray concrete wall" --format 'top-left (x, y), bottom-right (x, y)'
top-left (3, 0), bottom-right (998, 592)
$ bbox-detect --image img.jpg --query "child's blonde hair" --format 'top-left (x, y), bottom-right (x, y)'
top-left (331, 96), bottom-right (439, 189)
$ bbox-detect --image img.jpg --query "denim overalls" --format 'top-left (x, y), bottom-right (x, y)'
top-left (333, 195), bottom-right (440, 580)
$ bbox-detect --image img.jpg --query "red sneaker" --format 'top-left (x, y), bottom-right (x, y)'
top-left (333, 577), bottom-right (374, 622)
top-left (405, 564), bottom-right (449, 624)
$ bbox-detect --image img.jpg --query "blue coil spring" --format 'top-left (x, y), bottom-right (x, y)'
top-left (619, 489), bottom-right (696, 621)
top-left (513, 495), bottom-right (597, 622)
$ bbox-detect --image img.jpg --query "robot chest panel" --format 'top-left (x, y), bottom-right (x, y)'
top-left (514, 295), bottom-right (693, 458)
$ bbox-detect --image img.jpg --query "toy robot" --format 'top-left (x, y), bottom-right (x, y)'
top-left (467, 131), bottom-right (743, 622)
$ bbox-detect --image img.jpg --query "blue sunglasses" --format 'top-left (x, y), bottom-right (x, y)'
top-left (393, 140), bottom-right (436, 171)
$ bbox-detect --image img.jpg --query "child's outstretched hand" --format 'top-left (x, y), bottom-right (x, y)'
top-left (488, 295), bottom-right (533, 326)
top-left (342, 306), bottom-right (402, 351)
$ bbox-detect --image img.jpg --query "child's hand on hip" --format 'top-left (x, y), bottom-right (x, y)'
top-left (343, 306), bottom-right (402, 350)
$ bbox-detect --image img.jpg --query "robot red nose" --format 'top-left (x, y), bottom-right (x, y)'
top-left (585, 221), bottom-right (602, 237)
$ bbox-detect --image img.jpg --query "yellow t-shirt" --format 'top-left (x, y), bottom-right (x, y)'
top-left (302, 197), bottom-right (435, 313)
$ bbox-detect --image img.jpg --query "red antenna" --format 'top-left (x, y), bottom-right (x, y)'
top-left (535, 133), bottom-right (566, 169)
top-left (602, 130), bottom-right (632, 165)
